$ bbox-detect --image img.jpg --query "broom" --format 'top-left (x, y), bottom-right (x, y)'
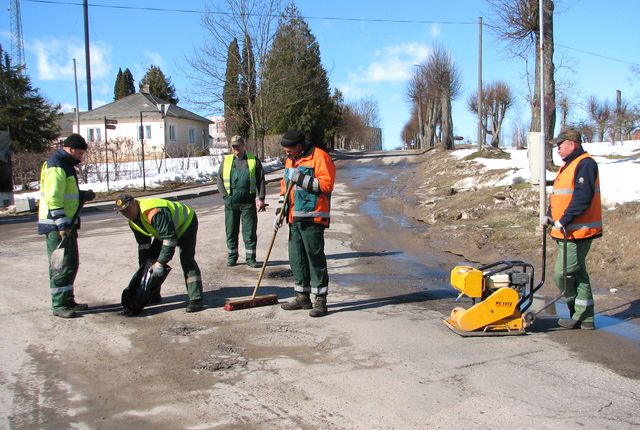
top-left (223, 180), bottom-right (294, 311)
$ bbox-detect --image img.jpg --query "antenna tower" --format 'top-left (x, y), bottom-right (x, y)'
top-left (9, 0), bottom-right (26, 69)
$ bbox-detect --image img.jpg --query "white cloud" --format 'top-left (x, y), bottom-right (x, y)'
top-left (430, 24), bottom-right (441, 39)
top-left (29, 37), bottom-right (112, 81)
top-left (351, 42), bottom-right (431, 84)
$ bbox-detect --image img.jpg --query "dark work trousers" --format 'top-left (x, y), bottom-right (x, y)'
top-left (288, 221), bottom-right (328, 296)
top-left (45, 229), bottom-right (80, 310)
top-left (148, 216), bottom-right (203, 301)
top-left (224, 202), bottom-right (258, 263)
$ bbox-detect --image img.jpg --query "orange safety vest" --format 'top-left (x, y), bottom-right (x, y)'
top-left (280, 146), bottom-right (336, 227)
top-left (550, 152), bottom-right (602, 240)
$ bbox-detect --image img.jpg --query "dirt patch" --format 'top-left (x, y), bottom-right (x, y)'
top-left (401, 149), bottom-right (640, 301)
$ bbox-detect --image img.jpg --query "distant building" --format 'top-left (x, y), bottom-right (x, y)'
top-left (209, 116), bottom-right (228, 155)
top-left (75, 87), bottom-right (211, 157)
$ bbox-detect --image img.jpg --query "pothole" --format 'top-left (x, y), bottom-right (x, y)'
top-left (195, 343), bottom-right (248, 372)
top-left (162, 325), bottom-right (206, 337)
top-left (267, 269), bottom-right (293, 278)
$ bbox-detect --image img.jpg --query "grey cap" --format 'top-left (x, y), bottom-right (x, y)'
top-left (230, 135), bottom-right (245, 146)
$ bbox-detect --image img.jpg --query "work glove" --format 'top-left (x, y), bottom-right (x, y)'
top-left (273, 215), bottom-right (283, 233)
top-left (59, 229), bottom-right (70, 241)
top-left (553, 220), bottom-right (563, 230)
top-left (82, 189), bottom-right (96, 202)
top-left (151, 261), bottom-right (167, 277)
top-left (540, 216), bottom-right (553, 227)
top-left (288, 167), bottom-right (300, 183)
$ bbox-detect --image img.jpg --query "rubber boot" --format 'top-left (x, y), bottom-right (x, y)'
top-left (309, 295), bottom-right (328, 318)
top-left (281, 292), bottom-right (312, 310)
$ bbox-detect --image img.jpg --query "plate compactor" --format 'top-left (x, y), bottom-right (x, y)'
top-left (443, 228), bottom-right (567, 336)
top-left (443, 260), bottom-right (537, 336)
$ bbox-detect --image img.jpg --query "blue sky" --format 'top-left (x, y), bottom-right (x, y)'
top-left (1, 0), bottom-right (639, 150)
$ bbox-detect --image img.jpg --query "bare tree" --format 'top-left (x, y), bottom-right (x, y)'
top-left (408, 45), bottom-right (460, 150)
top-left (488, 0), bottom-right (556, 152)
top-left (468, 81), bottom-right (512, 148)
top-left (587, 95), bottom-right (611, 142)
top-left (184, 0), bottom-right (282, 151)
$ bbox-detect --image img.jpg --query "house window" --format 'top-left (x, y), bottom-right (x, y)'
top-left (138, 125), bottom-right (152, 141)
top-left (188, 127), bottom-right (196, 144)
top-left (88, 128), bottom-right (101, 143)
top-left (169, 124), bottom-right (176, 141)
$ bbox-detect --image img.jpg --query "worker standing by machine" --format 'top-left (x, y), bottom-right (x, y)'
top-left (542, 128), bottom-right (602, 330)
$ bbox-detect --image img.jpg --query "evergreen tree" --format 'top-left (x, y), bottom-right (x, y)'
top-left (114, 67), bottom-right (136, 100)
top-left (240, 33), bottom-right (256, 139)
top-left (0, 45), bottom-right (60, 152)
top-left (114, 68), bottom-right (124, 100)
top-left (262, 4), bottom-right (332, 147)
top-left (223, 38), bottom-right (242, 138)
top-left (123, 68), bottom-right (135, 96)
top-left (139, 65), bottom-right (179, 104)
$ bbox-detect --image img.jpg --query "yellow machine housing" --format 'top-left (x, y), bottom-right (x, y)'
top-left (444, 265), bottom-right (527, 336)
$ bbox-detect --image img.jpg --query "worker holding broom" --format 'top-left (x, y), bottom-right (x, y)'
top-left (542, 128), bottom-right (602, 330)
top-left (217, 135), bottom-right (266, 268)
top-left (275, 131), bottom-right (336, 317)
top-left (38, 133), bottom-right (96, 318)
top-left (115, 194), bottom-right (204, 313)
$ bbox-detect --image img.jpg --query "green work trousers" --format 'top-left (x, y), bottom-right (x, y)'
top-left (288, 221), bottom-right (328, 296)
top-left (148, 215), bottom-right (203, 301)
top-left (553, 238), bottom-right (594, 323)
top-left (45, 229), bottom-right (79, 311)
top-left (224, 202), bottom-right (257, 263)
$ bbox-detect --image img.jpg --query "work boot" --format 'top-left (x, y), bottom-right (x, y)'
top-left (558, 318), bottom-right (580, 329)
top-left (580, 321), bottom-right (595, 330)
top-left (53, 308), bottom-right (76, 318)
top-left (246, 260), bottom-right (260, 268)
top-left (227, 259), bottom-right (237, 267)
top-left (186, 299), bottom-right (203, 313)
top-left (309, 295), bottom-right (328, 318)
top-left (70, 301), bottom-right (89, 311)
top-left (281, 292), bottom-right (312, 310)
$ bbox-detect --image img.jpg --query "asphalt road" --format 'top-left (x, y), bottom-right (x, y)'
top-left (0, 151), bottom-right (638, 429)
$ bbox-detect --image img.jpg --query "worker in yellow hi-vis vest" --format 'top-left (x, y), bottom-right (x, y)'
top-left (217, 135), bottom-right (266, 268)
top-left (115, 194), bottom-right (204, 313)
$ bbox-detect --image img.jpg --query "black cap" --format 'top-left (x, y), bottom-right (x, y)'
top-left (63, 133), bottom-right (88, 150)
top-left (115, 193), bottom-right (134, 211)
top-left (280, 131), bottom-right (305, 147)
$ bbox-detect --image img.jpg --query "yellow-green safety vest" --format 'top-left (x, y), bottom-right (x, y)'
top-left (222, 152), bottom-right (257, 195)
top-left (129, 198), bottom-right (194, 239)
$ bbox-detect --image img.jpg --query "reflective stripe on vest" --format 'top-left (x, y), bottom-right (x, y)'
top-left (128, 198), bottom-right (194, 239)
top-left (222, 152), bottom-right (257, 195)
top-left (550, 153), bottom-right (602, 240)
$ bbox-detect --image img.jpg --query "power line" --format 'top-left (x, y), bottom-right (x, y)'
top-left (22, 0), bottom-right (639, 67)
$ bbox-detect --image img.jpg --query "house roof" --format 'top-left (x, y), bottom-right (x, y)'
top-left (79, 93), bottom-right (211, 124)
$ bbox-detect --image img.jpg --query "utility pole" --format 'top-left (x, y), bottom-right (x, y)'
top-left (616, 90), bottom-right (622, 146)
top-left (538, 0), bottom-right (547, 222)
top-left (477, 16), bottom-right (483, 150)
top-left (83, 0), bottom-right (93, 110)
top-left (73, 59), bottom-right (80, 132)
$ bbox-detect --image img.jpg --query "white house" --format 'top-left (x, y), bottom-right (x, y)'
top-left (75, 87), bottom-right (211, 157)
top-left (209, 116), bottom-right (228, 155)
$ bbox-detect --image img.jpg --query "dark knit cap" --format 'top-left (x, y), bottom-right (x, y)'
top-left (280, 131), bottom-right (305, 147)
top-left (63, 133), bottom-right (88, 150)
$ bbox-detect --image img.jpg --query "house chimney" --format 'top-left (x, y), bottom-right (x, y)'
top-left (141, 84), bottom-right (150, 94)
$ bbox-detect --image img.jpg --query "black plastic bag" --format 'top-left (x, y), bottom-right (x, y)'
top-left (121, 261), bottom-right (171, 316)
